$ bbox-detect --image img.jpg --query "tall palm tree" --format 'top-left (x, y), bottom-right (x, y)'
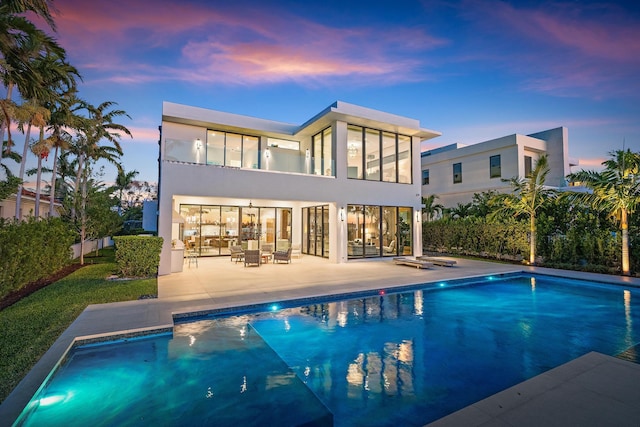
top-left (568, 149), bottom-right (640, 275)
top-left (490, 155), bottom-right (555, 265)
top-left (422, 195), bottom-right (443, 222)
top-left (13, 100), bottom-right (49, 219)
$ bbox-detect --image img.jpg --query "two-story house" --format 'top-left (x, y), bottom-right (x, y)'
top-left (157, 101), bottom-right (440, 275)
top-left (421, 127), bottom-right (577, 208)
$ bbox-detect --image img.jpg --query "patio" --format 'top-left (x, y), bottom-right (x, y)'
top-left (2, 255), bottom-right (640, 426)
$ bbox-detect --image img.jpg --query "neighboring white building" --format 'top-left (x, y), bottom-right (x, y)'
top-left (157, 101), bottom-right (441, 275)
top-left (420, 127), bottom-right (577, 208)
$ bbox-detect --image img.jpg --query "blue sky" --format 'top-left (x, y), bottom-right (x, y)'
top-left (8, 0), bottom-right (640, 184)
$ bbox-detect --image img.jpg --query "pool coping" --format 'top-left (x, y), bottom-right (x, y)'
top-left (2, 260), bottom-right (640, 425)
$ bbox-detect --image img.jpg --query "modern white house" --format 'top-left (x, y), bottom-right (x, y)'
top-left (420, 127), bottom-right (577, 208)
top-left (157, 101), bottom-right (441, 275)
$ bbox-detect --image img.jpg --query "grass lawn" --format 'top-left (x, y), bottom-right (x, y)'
top-left (0, 248), bottom-right (157, 404)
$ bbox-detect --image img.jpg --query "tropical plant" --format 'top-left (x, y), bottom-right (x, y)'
top-left (422, 194), bottom-right (443, 222)
top-left (567, 149), bottom-right (640, 275)
top-left (114, 168), bottom-right (139, 215)
top-left (490, 155), bottom-right (555, 265)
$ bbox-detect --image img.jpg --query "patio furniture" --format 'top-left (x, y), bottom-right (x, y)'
top-left (393, 257), bottom-right (433, 269)
top-left (261, 243), bottom-right (274, 261)
top-left (383, 240), bottom-right (395, 254)
top-left (416, 256), bottom-right (457, 267)
top-left (185, 249), bottom-right (198, 268)
top-left (244, 250), bottom-right (261, 267)
top-left (273, 248), bottom-right (292, 264)
top-left (230, 245), bottom-right (244, 263)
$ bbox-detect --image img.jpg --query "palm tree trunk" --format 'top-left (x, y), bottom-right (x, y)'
top-left (79, 164), bottom-right (88, 265)
top-left (34, 155), bottom-right (43, 218)
top-left (71, 153), bottom-right (84, 221)
top-left (621, 209), bottom-right (629, 276)
top-left (48, 145), bottom-right (60, 218)
top-left (15, 123), bottom-right (33, 219)
top-left (529, 213), bottom-right (536, 265)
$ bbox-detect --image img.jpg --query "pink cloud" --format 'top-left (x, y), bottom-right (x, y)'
top-left (50, 0), bottom-right (446, 86)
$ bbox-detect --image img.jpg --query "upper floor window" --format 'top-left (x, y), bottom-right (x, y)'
top-left (347, 124), bottom-right (411, 184)
top-left (206, 130), bottom-right (259, 169)
top-left (453, 162), bottom-right (462, 184)
top-left (422, 169), bottom-right (429, 185)
top-left (490, 155), bottom-right (501, 178)
top-left (524, 156), bottom-right (532, 178)
top-left (312, 127), bottom-right (333, 176)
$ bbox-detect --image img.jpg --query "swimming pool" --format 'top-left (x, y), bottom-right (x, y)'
top-left (16, 274), bottom-right (640, 426)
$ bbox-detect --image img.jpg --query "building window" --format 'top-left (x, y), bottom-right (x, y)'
top-left (490, 155), bottom-right (501, 178)
top-left (348, 124), bottom-right (411, 184)
top-left (453, 163), bottom-right (462, 184)
top-left (347, 205), bottom-right (413, 258)
top-left (422, 169), bottom-right (429, 185)
top-left (524, 156), bottom-right (532, 177)
top-left (312, 127), bottom-right (334, 176)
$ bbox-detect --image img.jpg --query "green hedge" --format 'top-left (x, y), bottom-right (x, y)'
top-left (0, 218), bottom-right (75, 300)
top-left (113, 236), bottom-right (163, 278)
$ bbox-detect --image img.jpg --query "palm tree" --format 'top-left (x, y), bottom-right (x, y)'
top-left (13, 100), bottom-right (49, 219)
top-left (114, 168), bottom-right (139, 215)
top-left (568, 149), bottom-right (640, 275)
top-left (422, 195), bottom-right (443, 222)
top-left (490, 155), bottom-right (555, 265)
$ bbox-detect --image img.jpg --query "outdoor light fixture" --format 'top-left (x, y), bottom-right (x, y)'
top-left (265, 147), bottom-right (271, 159)
top-left (305, 148), bottom-right (310, 159)
top-left (339, 207), bottom-right (345, 221)
top-left (416, 211), bottom-right (421, 223)
top-left (195, 138), bottom-right (202, 150)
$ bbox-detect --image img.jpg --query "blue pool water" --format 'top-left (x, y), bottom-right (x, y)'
top-left (16, 274), bottom-right (640, 426)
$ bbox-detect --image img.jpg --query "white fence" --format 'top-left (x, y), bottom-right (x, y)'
top-left (70, 237), bottom-right (114, 259)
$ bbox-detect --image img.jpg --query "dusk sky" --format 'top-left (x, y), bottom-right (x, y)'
top-left (10, 0), bottom-right (640, 184)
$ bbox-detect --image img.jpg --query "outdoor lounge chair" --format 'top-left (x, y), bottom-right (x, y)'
top-left (273, 248), bottom-right (292, 264)
top-left (230, 245), bottom-right (244, 263)
top-left (393, 257), bottom-right (433, 269)
top-left (261, 243), bottom-right (274, 261)
top-left (243, 250), bottom-right (261, 267)
top-left (416, 256), bottom-right (457, 267)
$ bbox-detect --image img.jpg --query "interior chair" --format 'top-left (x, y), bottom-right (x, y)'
top-left (244, 249), bottom-right (261, 267)
top-left (383, 240), bottom-right (396, 254)
top-left (273, 248), bottom-right (292, 264)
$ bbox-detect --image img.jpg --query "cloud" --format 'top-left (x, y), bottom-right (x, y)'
top-left (53, 0), bottom-right (447, 86)
top-left (461, 1), bottom-right (640, 98)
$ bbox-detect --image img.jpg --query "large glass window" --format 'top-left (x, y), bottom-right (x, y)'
top-left (243, 135), bottom-right (259, 169)
top-left (347, 125), bottom-right (363, 179)
top-left (382, 132), bottom-right (396, 182)
top-left (453, 162), bottom-right (462, 184)
top-left (365, 128), bottom-right (381, 181)
top-left (206, 132), bottom-right (224, 165)
top-left (311, 128), bottom-right (333, 177)
top-left (347, 205), bottom-right (412, 258)
top-left (490, 155), bottom-right (501, 178)
top-left (302, 205), bottom-right (329, 258)
top-left (348, 126), bottom-right (411, 184)
top-left (398, 135), bottom-right (412, 184)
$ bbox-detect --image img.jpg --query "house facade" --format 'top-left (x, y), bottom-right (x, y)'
top-left (420, 127), bottom-right (576, 208)
top-left (0, 188), bottom-right (61, 220)
top-left (157, 101), bottom-right (440, 275)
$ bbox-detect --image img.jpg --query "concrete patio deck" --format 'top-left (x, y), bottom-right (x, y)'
top-left (2, 255), bottom-right (640, 426)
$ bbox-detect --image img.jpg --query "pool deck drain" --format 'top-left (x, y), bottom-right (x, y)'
top-left (2, 256), bottom-right (640, 426)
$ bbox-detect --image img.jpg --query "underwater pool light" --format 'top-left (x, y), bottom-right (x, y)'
top-left (270, 304), bottom-right (279, 311)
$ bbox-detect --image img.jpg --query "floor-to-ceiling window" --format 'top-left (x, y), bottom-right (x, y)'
top-left (179, 204), bottom-right (290, 256)
top-left (302, 205), bottom-right (329, 258)
top-left (347, 205), bottom-right (413, 258)
top-left (312, 127), bottom-right (334, 177)
top-left (347, 125), bottom-right (412, 184)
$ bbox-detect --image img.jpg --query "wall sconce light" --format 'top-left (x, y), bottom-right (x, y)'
top-left (265, 147), bottom-right (271, 159)
top-left (305, 148), bottom-right (310, 159)
top-left (416, 211), bottom-right (421, 223)
top-left (339, 207), bottom-right (345, 222)
top-left (195, 138), bottom-right (202, 150)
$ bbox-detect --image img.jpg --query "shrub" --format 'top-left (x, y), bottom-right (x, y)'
top-left (0, 218), bottom-right (74, 299)
top-left (113, 236), bottom-right (163, 278)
